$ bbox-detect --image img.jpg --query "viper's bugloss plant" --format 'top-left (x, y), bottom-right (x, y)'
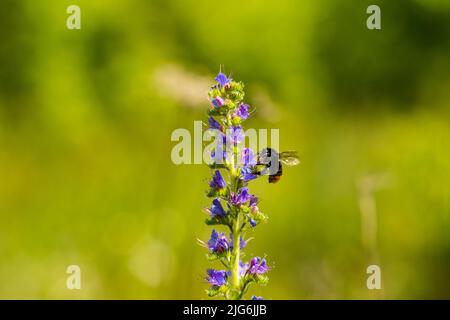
top-left (199, 71), bottom-right (269, 300)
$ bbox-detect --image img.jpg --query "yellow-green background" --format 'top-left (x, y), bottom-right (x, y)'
top-left (0, 0), bottom-right (449, 299)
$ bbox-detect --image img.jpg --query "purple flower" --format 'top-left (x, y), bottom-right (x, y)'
top-left (215, 72), bottom-right (231, 87)
top-left (208, 116), bottom-right (222, 131)
top-left (230, 187), bottom-right (251, 205)
top-left (249, 195), bottom-right (258, 207)
top-left (211, 96), bottom-right (224, 107)
top-left (248, 257), bottom-right (269, 275)
top-left (240, 149), bottom-right (257, 181)
top-left (235, 103), bottom-right (250, 120)
top-left (230, 234), bottom-right (247, 250)
top-left (210, 170), bottom-right (226, 189)
top-left (246, 214), bottom-right (257, 227)
top-left (228, 126), bottom-right (244, 144)
top-left (248, 196), bottom-right (259, 228)
top-left (206, 269), bottom-right (227, 286)
top-left (251, 296), bottom-right (264, 300)
top-left (208, 198), bottom-right (226, 217)
top-left (241, 148), bottom-right (257, 167)
top-left (208, 229), bottom-right (229, 253)
top-left (228, 261), bottom-right (249, 278)
top-left (211, 134), bottom-right (227, 163)
top-left (239, 261), bottom-right (249, 276)
top-left (211, 149), bottom-right (227, 164)
top-left (241, 166), bottom-right (258, 182)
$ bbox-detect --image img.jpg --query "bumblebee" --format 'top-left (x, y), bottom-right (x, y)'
top-left (257, 148), bottom-right (300, 183)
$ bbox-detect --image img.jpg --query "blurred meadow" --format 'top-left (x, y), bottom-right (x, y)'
top-left (0, 0), bottom-right (450, 299)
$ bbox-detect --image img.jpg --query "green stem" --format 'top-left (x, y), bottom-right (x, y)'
top-left (231, 210), bottom-right (241, 292)
top-left (237, 280), bottom-right (250, 300)
top-left (228, 128), bottom-right (241, 298)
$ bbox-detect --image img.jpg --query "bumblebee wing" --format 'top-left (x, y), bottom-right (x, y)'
top-left (279, 151), bottom-right (300, 166)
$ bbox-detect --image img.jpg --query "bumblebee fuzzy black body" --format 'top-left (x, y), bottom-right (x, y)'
top-left (268, 166), bottom-right (282, 183)
top-left (257, 148), bottom-right (299, 183)
top-left (258, 148), bottom-right (283, 183)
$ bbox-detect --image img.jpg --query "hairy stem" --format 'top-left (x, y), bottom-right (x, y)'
top-left (229, 134), bottom-right (242, 298)
top-left (231, 210), bottom-right (241, 292)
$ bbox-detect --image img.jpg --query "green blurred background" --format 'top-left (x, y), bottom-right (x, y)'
top-left (0, 0), bottom-right (449, 299)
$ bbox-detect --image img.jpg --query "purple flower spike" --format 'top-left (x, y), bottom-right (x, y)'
top-left (235, 103), bottom-right (250, 120)
top-left (206, 269), bottom-right (227, 286)
top-left (208, 116), bottom-right (222, 131)
top-left (210, 170), bottom-right (226, 189)
top-left (231, 187), bottom-right (252, 206)
top-left (241, 148), bottom-right (257, 167)
top-left (229, 126), bottom-right (244, 144)
top-left (202, 71), bottom-right (274, 298)
top-left (208, 229), bottom-right (229, 253)
top-left (215, 72), bottom-right (231, 87)
top-left (211, 96), bottom-right (224, 108)
top-left (248, 257), bottom-right (269, 275)
top-left (209, 198), bottom-right (226, 217)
